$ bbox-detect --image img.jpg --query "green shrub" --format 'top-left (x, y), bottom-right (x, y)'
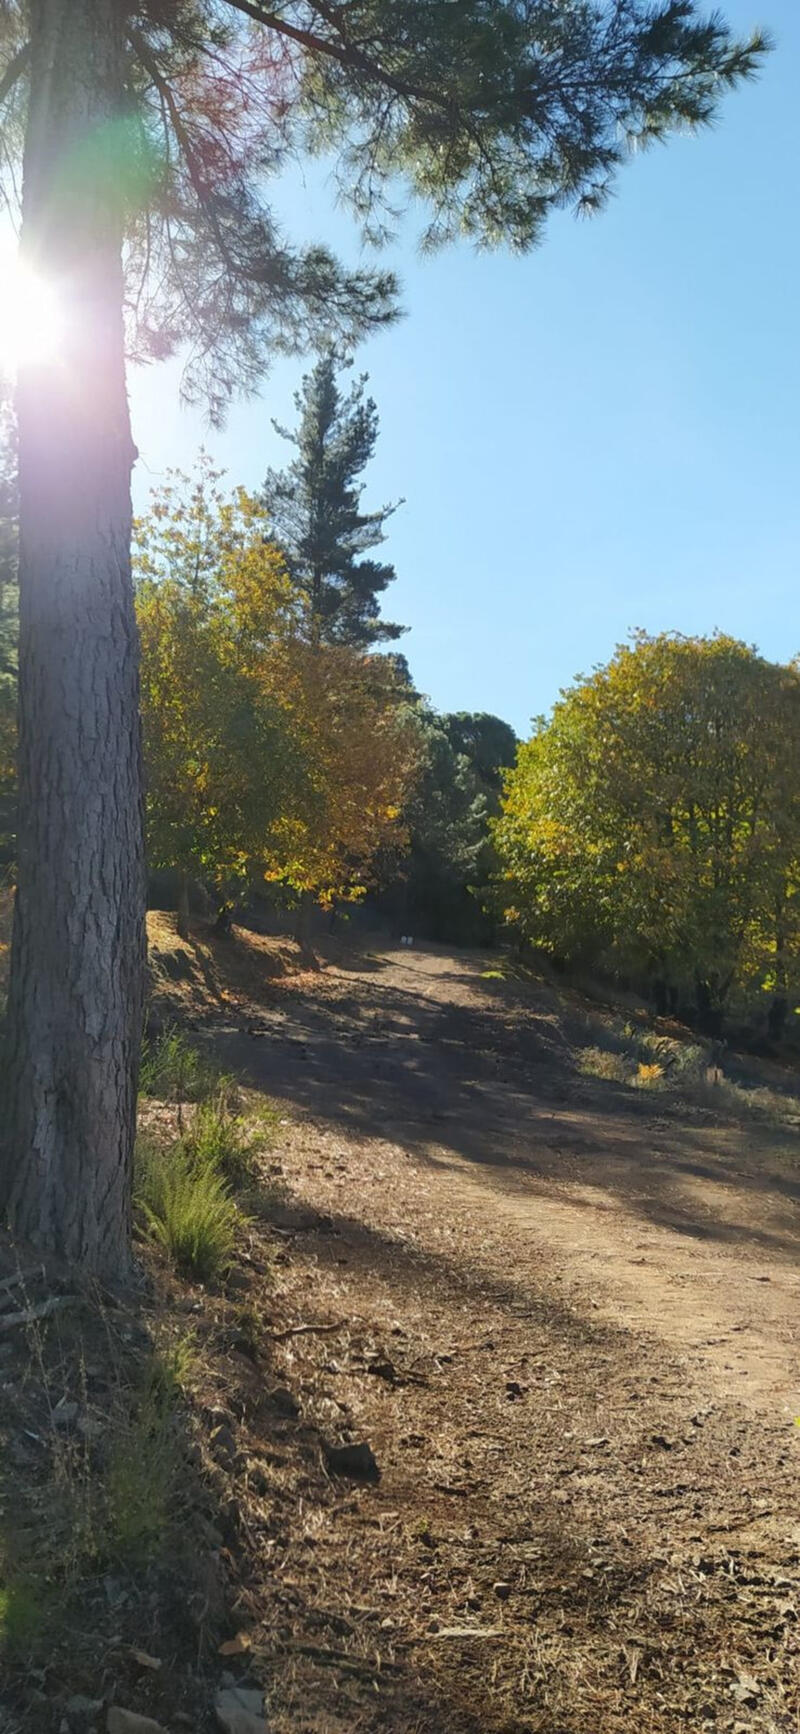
top-left (183, 1097), bottom-right (255, 1184)
top-left (139, 1025), bottom-right (232, 1105)
top-left (134, 1136), bottom-right (239, 1281)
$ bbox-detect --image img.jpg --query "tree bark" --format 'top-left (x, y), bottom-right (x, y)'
top-left (0, 0), bottom-right (145, 1277)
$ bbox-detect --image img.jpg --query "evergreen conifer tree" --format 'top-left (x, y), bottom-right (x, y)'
top-left (264, 351), bottom-right (403, 649)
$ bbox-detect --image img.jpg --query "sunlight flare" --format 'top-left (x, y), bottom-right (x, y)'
top-left (0, 243), bottom-right (65, 370)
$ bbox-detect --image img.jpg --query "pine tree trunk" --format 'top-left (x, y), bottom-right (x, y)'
top-left (0, 0), bottom-right (145, 1276)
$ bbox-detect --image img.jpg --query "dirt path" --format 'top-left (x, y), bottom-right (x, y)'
top-left (207, 939), bottom-right (800, 1420)
top-left (188, 936), bottom-right (800, 1732)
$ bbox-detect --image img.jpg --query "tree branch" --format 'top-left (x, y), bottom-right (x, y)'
top-left (130, 27), bottom-right (242, 280)
top-left (219, 0), bottom-right (451, 112)
top-left (0, 41), bottom-right (30, 110)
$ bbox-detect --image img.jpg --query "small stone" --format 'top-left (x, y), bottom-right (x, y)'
top-left (77, 1414), bottom-right (104, 1441)
top-left (325, 1440), bottom-right (380, 1481)
top-left (107, 1710), bottom-right (167, 1734)
top-left (212, 1422), bottom-right (239, 1472)
top-left (103, 1574), bottom-right (129, 1609)
top-left (365, 1358), bottom-right (396, 1384)
top-left (215, 1684), bottom-right (267, 1733)
top-left (66, 1694), bottom-right (103, 1725)
top-left (224, 1268), bottom-right (250, 1295)
top-left (266, 1203), bottom-right (319, 1232)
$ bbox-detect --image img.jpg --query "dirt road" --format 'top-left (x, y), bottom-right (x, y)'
top-left (208, 939), bottom-right (800, 1418)
top-left (192, 936), bottom-right (800, 1731)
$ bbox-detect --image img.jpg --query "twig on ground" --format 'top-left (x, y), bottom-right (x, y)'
top-left (0, 1263), bottom-right (46, 1296)
top-left (0, 1296), bottom-right (76, 1330)
top-left (266, 1320), bottom-right (347, 1342)
top-left (289, 1642), bottom-right (402, 1675)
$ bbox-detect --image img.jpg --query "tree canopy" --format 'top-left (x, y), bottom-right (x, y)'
top-left (393, 706), bottom-right (517, 943)
top-left (494, 633), bottom-right (800, 1032)
top-left (135, 464), bottom-right (419, 913)
top-left (0, 2), bottom-right (769, 416)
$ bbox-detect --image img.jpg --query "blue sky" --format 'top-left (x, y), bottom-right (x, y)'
top-left (130, 0), bottom-right (798, 740)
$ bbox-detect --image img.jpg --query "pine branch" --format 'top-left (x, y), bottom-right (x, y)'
top-left (130, 26), bottom-right (242, 281)
top-left (218, 0), bottom-right (452, 112)
top-left (0, 40), bottom-right (29, 110)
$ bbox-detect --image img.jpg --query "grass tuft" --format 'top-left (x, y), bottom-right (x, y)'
top-left (135, 1136), bottom-right (240, 1281)
top-left (104, 1354), bottom-right (184, 1565)
top-left (183, 1097), bottom-right (257, 1185)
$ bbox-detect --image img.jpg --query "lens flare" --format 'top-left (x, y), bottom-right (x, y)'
top-left (0, 246), bottom-right (65, 370)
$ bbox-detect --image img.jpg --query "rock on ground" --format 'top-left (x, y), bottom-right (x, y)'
top-left (107, 1709), bottom-right (168, 1734)
top-left (215, 1684), bottom-right (267, 1734)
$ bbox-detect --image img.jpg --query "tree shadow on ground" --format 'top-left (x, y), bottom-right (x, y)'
top-left (199, 950), bottom-right (800, 1266)
top-left (0, 1237), bottom-right (262, 1733)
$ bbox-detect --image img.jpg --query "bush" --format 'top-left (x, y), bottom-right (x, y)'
top-left (183, 1097), bottom-right (256, 1184)
top-left (634, 1060), bottom-right (665, 1090)
top-left (135, 1136), bottom-right (239, 1281)
top-left (577, 1046), bottom-right (630, 1083)
top-left (139, 1025), bottom-right (232, 1105)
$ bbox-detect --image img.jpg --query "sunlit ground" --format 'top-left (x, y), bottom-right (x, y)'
top-left (0, 233), bottom-right (64, 371)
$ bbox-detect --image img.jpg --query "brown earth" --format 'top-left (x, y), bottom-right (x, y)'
top-left (163, 923), bottom-right (800, 1733)
top-left (2, 919), bottom-right (799, 1732)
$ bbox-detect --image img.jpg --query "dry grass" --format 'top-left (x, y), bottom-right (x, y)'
top-left (578, 1026), bottom-right (800, 1127)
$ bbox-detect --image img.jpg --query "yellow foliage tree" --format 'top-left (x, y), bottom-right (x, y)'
top-left (135, 465), bottom-right (419, 924)
top-left (494, 633), bottom-right (800, 1034)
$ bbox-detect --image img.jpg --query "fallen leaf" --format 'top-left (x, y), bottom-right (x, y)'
top-left (218, 1632), bottom-right (252, 1657)
top-left (623, 1644), bottom-right (642, 1685)
top-left (732, 1673), bottom-right (760, 1704)
top-left (130, 1648), bottom-right (162, 1671)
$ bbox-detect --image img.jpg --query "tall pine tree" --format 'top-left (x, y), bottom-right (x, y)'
top-left (263, 352), bottom-right (403, 649)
